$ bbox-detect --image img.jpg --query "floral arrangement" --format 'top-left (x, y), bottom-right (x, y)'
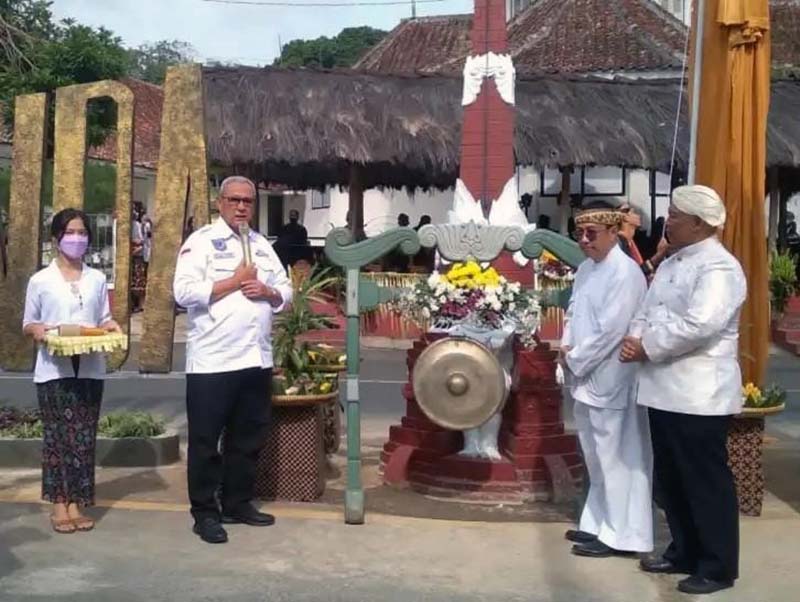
top-left (395, 260), bottom-right (541, 347)
top-left (536, 250), bottom-right (575, 284)
top-left (742, 383), bottom-right (787, 409)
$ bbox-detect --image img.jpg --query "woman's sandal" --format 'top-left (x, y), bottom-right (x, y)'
top-left (71, 516), bottom-right (95, 532)
top-left (50, 516), bottom-right (77, 534)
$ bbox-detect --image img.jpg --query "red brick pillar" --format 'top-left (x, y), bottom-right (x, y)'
top-left (503, 343), bottom-right (583, 501)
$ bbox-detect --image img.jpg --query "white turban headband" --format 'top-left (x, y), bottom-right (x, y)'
top-left (671, 185), bottom-right (726, 228)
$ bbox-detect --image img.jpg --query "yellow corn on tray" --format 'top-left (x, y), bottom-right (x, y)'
top-left (44, 333), bottom-right (129, 356)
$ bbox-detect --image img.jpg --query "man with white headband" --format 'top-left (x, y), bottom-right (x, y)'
top-left (621, 185), bottom-right (746, 595)
top-left (560, 201), bottom-right (652, 560)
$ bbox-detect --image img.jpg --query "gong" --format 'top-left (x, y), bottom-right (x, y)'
top-left (412, 337), bottom-right (507, 430)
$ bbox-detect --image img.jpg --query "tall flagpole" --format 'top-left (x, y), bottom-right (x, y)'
top-left (688, 0), bottom-right (706, 184)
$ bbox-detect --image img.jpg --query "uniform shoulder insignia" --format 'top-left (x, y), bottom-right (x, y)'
top-left (197, 225), bottom-right (213, 234)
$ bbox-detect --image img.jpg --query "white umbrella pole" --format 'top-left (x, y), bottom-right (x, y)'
top-left (688, 0), bottom-right (707, 185)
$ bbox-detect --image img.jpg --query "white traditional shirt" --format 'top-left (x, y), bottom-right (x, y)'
top-left (174, 218), bottom-right (293, 374)
top-left (634, 237), bottom-right (747, 416)
top-left (563, 245), bottom-right (647, 410)
top-left (22, 261), bottom-right (111, 384)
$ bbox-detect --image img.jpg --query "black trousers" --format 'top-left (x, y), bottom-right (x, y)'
top-left (186, 368), bottom-right (271, 521)
top-left (649, 408), bottom-right (739, 582)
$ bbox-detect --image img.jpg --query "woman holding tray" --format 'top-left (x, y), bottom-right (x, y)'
top-left (22, 208), bottom-right (121, 534)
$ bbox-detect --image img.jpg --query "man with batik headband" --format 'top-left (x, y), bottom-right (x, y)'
top-left (621, 185), bottom-right (746, 595)
top-left (560, 201), bottom-right (654, 558)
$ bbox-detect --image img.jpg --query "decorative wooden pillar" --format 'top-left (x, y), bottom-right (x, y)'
top-left (450, 0), bottom-right (527, 229)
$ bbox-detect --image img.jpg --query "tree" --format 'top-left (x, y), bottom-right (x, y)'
top-left (275, 26), bottom-right (386, 69)
top-left (0, 2), bottom-right (130, 146)
top-left (127, 39), bottom-right (196, 85)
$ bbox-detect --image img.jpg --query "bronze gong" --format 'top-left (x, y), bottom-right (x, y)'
top-left (412, 337), bottom-right (507, 430)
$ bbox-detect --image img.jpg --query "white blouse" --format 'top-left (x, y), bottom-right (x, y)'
top-left (22, 260), bottom-right (112, 384)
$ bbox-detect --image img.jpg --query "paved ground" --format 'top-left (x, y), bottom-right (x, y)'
top-left (1, 343), bottom-right (799, 600)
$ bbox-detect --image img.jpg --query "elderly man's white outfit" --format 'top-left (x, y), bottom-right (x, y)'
top-left (174, 218), bottom-right (292, 531)
top-left (563, 244), bottom-right (653, 553)
top-left (634, 235), bottom-right (746, 583)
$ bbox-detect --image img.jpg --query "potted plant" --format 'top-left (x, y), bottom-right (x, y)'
top-left (271, 266), bottom-right (345, 458)
top-left (727, 383), bottom-right (787, 516)
top-left (769, 250), bottom-right (797, 317)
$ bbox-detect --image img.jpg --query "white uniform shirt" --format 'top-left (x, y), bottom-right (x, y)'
top-left (22, 261), bottom-right (111, 384)
top-left (563, 245), bottom-right (647, 410)
top-left (634, 237), bottom-right (747, 416)
top-left (173, 218), bottom-right (293, 374)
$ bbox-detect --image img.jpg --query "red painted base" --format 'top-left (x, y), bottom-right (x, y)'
top-left (381, 337), bottom-right (582, 503)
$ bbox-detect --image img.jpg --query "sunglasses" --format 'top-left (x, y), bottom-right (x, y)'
top-left (575, 226), bottom-right (610, 242)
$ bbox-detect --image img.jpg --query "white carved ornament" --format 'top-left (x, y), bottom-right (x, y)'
top-left (447, 178), bottom-right (534, 266)
top-left (462, 52), bottom-right (516, 107)
top-left (418, 221), bottom-right (525, 263)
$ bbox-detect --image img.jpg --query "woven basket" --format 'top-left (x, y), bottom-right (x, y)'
top-left (738, 403), bottom-right (785, 418)
top-left (312, 364), bottom-right (347, 373)
top-left (271, 391), bottom-right (338, 407)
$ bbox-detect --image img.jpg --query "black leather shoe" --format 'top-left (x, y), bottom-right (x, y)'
top-left (222, 504), bottom-right (275, 527)
top-left (677, 576), bottom-right (734, 595)
top-left (193, 517), bottom-right (228, 544)
top-left (565, 530), bottom-right (597, 544)
top-left (571, 540), bottom-right (620, 558)
top-left (639, 556), bottom-right (692, 574)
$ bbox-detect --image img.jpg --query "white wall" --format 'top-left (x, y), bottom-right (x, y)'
top-left (262, 186), bottom-right (454, 244)
top-left (259, 168), bottom-right (671, 243)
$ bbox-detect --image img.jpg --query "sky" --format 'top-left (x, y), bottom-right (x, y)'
top-left (50, 0), bottom-right (473, 65)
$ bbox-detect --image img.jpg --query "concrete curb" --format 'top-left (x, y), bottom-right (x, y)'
top-left (0, 432), bottom-right (181, 468)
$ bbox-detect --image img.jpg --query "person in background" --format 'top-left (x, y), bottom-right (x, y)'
top-left (413, 215), bottom-right (435, 272)
top-left (142, 213), bottom-right (153, 265)
top-left (0, 208), bottom-right (8, 277)
top-left (22, 208), bottom-right (121, 534)
top-left (174, 176), bottom-right (293, 545)
top-left (384, 213), bottom-right (412, 272)
top-left (621, 185), bottom-right (745, 595)
top-left (274, 209), bottom-right (309, 269)
top-left (536, 214), bottom-right (552, 231)
top-left (131, 204), bottom-right (146, 312)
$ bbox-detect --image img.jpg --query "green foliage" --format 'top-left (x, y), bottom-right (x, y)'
top-left (0, 420), bottom-right (43, 438)
top-left (769, 250), bottom-right (797, 314)
top-left (97, 411), bottom-right (166, 438)
top-left (127, 39), bottom-right (195, 85)
top-left (0, 406), bottom-right (167, 438)
top-left (274, 26), bottom-right (386, 69)
top-left (272, 266), bottom-right (340, 376)
top-left (0, 161), bottom-right (115, 214)
top-left (1, 1), bottom-right (131, 147)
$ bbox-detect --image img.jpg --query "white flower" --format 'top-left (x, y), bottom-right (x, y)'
top-left (439, 295), bottom-right (447, 304)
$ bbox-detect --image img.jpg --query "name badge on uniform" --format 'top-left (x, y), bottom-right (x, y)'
top-left (255, 250), bottom-right (269, 258)
top-left (212, 238), bottom-right (227, 252)
top-left (213, 252), bottom-right (236, 260)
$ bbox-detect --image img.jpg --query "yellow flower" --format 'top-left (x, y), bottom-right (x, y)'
top-left (319, 382), bottom-right (332, 394)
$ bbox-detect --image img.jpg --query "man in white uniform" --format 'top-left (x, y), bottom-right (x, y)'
top-left (622, 185), bottom-right (746, 595)
top-left (174, 176), bottom-right (293, 544)
top-left (561, 202), bottom-right (653, 558)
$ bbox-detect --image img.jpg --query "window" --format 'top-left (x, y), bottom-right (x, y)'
top-left (539, 167), bottom-right (626, 197)
top-left (310, 189), bottom-right (331, 210)
top-left (583, 167), bottom-right (626, 196)
top-left (540, 167), bottom-right (582, 197)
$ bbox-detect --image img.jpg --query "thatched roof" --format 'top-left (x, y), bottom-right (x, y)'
top-left (202, 66), bottom-right (800, 190)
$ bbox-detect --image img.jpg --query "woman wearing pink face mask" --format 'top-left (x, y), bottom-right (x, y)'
top-left (22, 208), bottom-right (121, 534)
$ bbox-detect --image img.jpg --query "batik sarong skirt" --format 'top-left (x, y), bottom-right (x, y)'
top-left (36, 378), bottom-right (104, 506)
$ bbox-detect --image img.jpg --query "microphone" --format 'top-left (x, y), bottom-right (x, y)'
top-left (238, 223), bottom-right (252, 265)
